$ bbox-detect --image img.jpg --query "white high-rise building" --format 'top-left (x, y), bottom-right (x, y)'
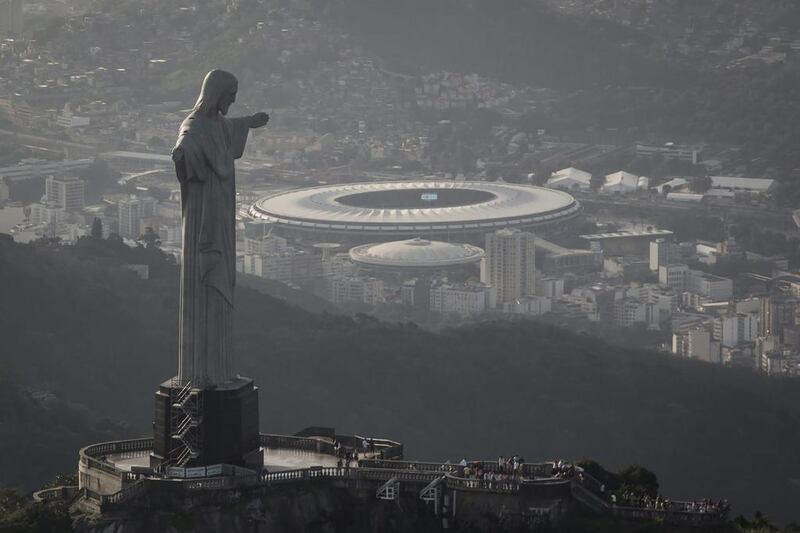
top-left (481, 229), bottom-right (535, 306)
top-left (649, 238), bottom-right (680, 271)
top-left (715, 313), bottom-right (759, 348)
top-left (0, 0), bottom-right (23, 37)
top-left (46, 176), bottom-right (85, 211)
top-left (118, 196), bottom-right (157, 239)
top-left (659, 263), bottom-right (689, 291)
top-left (244, 234), bottom-right (288, 256)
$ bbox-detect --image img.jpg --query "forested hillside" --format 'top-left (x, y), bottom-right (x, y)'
top-left (321, 0), bottom-right (674, 89)
top-left (1, 236), bottom-right (800, 522)
top-left (316, 0), bottom-right (800, 197)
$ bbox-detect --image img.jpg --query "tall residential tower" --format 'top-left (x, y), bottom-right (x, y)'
top-left (481, 229), bottom-right (536, 306)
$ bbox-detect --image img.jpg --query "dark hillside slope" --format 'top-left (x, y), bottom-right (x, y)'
top-left (1, 238), bottom-right (799, 521)
top-left (320, 0), bottom-right (683, 89)
top-left (0, 369), bottom-right (123, 490)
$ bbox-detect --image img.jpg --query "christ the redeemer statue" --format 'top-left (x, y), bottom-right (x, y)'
top-left (172, 70), bottom-right (269, 387)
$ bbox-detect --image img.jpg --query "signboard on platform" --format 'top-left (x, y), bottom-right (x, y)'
top-left (166, 467), bottom-right (185, 478)
top-left (185, 467), bottom-right (207, 478)
top-left (165, 463), bottom-right (234, 478)
top-left (206, 465), bottom-right (223, 477)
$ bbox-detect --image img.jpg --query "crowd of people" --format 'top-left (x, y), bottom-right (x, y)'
top-left (611, 492), bottom-right (729, 515)
top-left (459, 463), bottom-right (522, 490)
top-left (551, 460), bottom-right (576, 478)
top-left (332, 441), bottom-right (358, 469)
top-left (446, 455), bottom-right (535, 489)
top-left (566, 462), bottom-right (729, 518)
top-left (333, 450), bottom-right (728, 518)
top-left (331, 437), bottom-right (380, 464)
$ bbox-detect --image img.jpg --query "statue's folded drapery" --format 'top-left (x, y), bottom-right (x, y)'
top-left (173, 112), bottom-right (250, 387)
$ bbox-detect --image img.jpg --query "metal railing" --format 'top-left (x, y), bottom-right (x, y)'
top-left (570, 466), bottom-right (728, 524)
top-left (259, 433), bottom-right (336, 455)
top-left (359, 459), bottom-right (553, 479)
top-left (169, 381), bottom-right (201, 467)
top-left (79, 438), bottom-right (154, 479)
top-left (104, 480), bottom-right (146, 505)
top-left (32, 485), bottom-right (79, 503)
top-left (76, 437), bottom-right (728, 524)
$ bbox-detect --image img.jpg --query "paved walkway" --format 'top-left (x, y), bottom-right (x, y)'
top-left (105, 447), bottom-right (346, 473)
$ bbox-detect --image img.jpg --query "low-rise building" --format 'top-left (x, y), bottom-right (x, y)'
top-left (687, 270), bottom-right (733, 302)
top-left (601, 171), bottom-right (642, 194)
top-left (430, 281), bottom-right (495, 316)
top-left (28, 202), bottom-right (66, 232)
top-left (613, 297), bottom-right (654, 328)
top-left (242, 248), bottom-right (322, 284)
top-left (329, 275), bottom-right (384, 305)
top-left (714, 313), bottom-right (759, 348)
top-left (636, 143), bottom-right (701, 164)
top-left (673, 326), bottom-right (721, 363)
top-left (546, 167), bottom-right (592, 191)
top-left (45, 176), bottom-right (85, 211)
top-left (536, 276), bottom-right (565, 299)
top-left (504, 295), bottom-right (552, 316)
top-left (649, 238), bottom-right (681, 272)
top-left (709, 176), bottom-right (776, 195)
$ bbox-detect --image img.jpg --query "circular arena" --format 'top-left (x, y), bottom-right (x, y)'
top-left (248, 181), bottom-right (582, 244)
top-left (350, 238), bottom-right (485, 271)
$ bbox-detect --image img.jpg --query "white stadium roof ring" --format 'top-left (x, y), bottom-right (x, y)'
top-left (248, 181), bottom-right (582, 241)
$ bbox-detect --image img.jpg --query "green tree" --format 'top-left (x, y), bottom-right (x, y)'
top-left (77, 158), bottom-right (119, 204)
top-left (618, 464), bottom-right (659, 497)
top-left (42, 472), bottom-right (79, 489)
top-left (138, 227), bottom-right (161, 249)
top-left (0, 488), bottom-right (73, 532)
top-left (90, 218), bottom-right (103, 239)
top-left (689, 175), bottom-right (713, 194)
top-left (734, 511), bottom-right (778, 532)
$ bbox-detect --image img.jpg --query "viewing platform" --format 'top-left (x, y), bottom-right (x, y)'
top-left (54, 430), bottom-right (729, 529)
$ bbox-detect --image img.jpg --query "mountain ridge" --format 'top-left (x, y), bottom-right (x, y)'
top-left (1, 237), bottom-right (799, 522)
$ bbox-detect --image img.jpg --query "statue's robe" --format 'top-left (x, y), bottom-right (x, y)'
top-left (172, 113), bottom-right (249, 387)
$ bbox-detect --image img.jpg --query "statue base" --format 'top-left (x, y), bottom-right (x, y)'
top-left (150, 376), bottom-right (262, 471)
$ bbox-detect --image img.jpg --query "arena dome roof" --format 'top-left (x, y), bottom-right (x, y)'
top-left (248, 181), bottom-right (581, 239)
top-left (349, 238), bottom-right (485, 269)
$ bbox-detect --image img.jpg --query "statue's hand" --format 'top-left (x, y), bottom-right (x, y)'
top-left (249, 112), bottom-right (269, 128)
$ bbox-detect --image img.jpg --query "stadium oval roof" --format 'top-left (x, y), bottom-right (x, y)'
top-left (349, 238), bottom-right (485, 269)
top-left (248, 181), bottom-right (581, 234)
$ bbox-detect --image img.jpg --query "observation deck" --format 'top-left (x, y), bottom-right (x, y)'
top-left (51, 430), bottom-right (729, 527)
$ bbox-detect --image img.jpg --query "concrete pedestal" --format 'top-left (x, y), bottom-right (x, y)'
top-left (150, 376), bottom-right (262, 471)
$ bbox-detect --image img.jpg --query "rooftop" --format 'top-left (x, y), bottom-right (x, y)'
top-left (349, 238), bottom-right (485, 268)
top-left (579, 229), bottom-right (674, 241)
top-left (249, 181), bottom-right (581, 231)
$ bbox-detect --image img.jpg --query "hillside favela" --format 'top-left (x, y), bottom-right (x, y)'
top-left (1, 1), bottom-right (800, 532)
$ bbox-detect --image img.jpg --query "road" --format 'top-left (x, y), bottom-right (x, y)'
top-left (575, 193), bottom-right (798, 235)
top-left (0, 128), bottom-right (99, 158)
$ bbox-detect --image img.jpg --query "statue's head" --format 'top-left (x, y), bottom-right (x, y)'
top-left (193, 69), bottom-right (238, 116)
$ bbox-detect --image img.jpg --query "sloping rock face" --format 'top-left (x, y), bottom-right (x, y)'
top-left (72, 485), bottom-right (448, 533)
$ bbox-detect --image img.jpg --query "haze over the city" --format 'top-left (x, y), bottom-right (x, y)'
top-left (1, 1), bottom-right (800, 532)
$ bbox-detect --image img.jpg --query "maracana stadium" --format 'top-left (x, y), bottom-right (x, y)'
top-left (248, 181), bottom-right (582, 244)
